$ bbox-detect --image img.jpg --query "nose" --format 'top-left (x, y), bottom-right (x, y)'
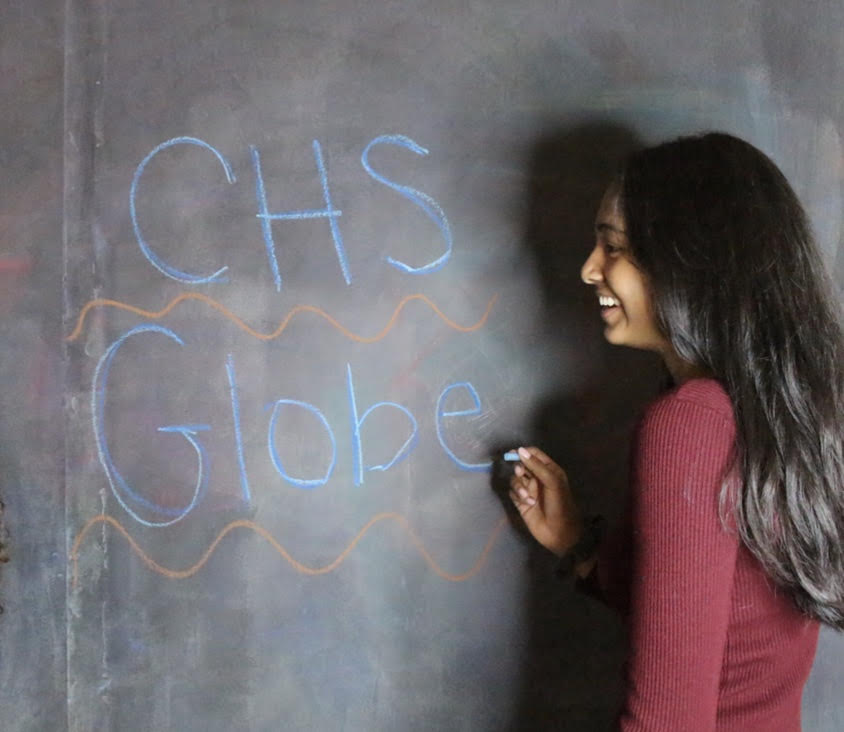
top-left (580, 244), bottom-right (604, 285)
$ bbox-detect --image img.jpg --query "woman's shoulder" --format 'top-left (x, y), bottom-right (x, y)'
top-left (642, 377), bottom-right (735, 433)
top-left (634, 378), bottom-right (737, 489)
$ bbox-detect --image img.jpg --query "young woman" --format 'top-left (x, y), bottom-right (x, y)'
top-left (509, 132), bottom-right (844, 731)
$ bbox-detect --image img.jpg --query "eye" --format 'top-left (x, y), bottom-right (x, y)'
top-left (603, 241), bottom-right (625, 257)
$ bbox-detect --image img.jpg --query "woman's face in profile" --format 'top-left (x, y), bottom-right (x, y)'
top-left (580, 187), bottom-right (669, 356)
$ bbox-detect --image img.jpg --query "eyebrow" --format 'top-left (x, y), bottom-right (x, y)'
top-left (595, 222), bottom-right (627, 236)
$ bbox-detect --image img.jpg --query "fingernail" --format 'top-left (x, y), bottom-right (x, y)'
top-left (526, 497), bottom-right (536, 506)
top-left (518, 447), bottom-right (531, 460)
top-left (514, 465), bottom-right (524, 477)
top-left (518, 488), bottom-right (528, 499)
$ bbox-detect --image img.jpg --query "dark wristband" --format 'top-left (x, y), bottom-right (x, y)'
top-left (555, 515), bottom-right (607, 579)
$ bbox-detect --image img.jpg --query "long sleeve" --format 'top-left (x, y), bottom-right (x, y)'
top-left (585, 510), bottom-right (631, 615)
top-left (618, 390), bottom-right (738, 731)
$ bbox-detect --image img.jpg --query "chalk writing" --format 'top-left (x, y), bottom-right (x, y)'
top-left (92, 324), bottom-right (209, 526)
top-left (93, 326), bottom-right (492, 522)
top-left (130, 134), bottom-right (452, 289)
top-left (267, 397), bottom-right (337, 488)
top-left (130, 137), bottom-right (234, 284)
top-left (66, 292), bottom-right (498, 344)
top-left (252, 140), bottom-right (349, 291)
top-left (226, 354), bottom-right (251, 505)
top-left (73, 130), bottom-right (504, 584)
top-left (347, 363), bottom-right (418, 487)
top-left (71, 513), bottom-right (509, 586)
top-left (436, 382), bottom-right (493, 472)
top-left (361, 134), bottom-right (453, 274)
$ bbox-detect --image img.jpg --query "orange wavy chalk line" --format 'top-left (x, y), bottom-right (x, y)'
top-left (70, 512), bottom-right (508, 587)
top-left (65, 292), bottom-right (499, 343)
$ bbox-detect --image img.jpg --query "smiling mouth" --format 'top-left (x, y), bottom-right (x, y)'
top-left (597, 295), bottom-right (621, 323)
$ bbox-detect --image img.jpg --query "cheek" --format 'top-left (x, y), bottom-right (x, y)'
top-left (636, 293), bottom-right (661, 333)
top-left (608, 264), bottom-right (650, 313)
top-left (622, 283), bottom-right (662, 337)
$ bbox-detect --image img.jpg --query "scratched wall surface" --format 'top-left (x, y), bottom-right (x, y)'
top-left (28, 0), bottom-right (842, 730)
top-left (0, 1), bottom-right (67, 731)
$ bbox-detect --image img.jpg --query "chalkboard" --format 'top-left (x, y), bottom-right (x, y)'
top-left (2, 0), bottom-right (843, 730)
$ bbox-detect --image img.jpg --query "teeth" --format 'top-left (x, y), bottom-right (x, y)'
top-left (599, 295), bottom-right (620, 308)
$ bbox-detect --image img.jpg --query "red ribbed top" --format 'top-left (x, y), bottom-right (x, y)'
top-left (597, 378), bottom-right (819, 731)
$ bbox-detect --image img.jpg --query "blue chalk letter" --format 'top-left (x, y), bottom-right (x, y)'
top-left (267, 399), bottom-right (337, 489)
top-left (361, 134), bottom-right (453, 275)
top-left (435, 381), bottom-right (492, 472)
top-left (130, 137), bottom-right (234, 284)
top-left (251, 141), bottom-right (349, 290)
top-left (92, 325), bottom-right (210, 527)
top-left (347, 363), bottom-right (418, 486)
top-left (226, 354), bottom-right (251, 505)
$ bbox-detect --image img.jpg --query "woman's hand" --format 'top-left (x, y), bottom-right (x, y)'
top-left (508, 446), bottom-right (583, 557)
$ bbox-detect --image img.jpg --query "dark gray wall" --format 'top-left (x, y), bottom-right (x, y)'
top-left (1, 1), bottom-right (842, 730)
top-left (0, 1), bottom-right (67, 731)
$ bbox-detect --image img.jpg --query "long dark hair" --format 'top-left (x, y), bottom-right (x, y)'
top-left (620, 132), bottom-right (844, 627)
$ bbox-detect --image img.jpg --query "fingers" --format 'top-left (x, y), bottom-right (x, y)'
top-left (525, 446), bottom-right (553, 464)
top-left (509, 488), bottom-right (534, 514)
top-left (515, 446), bottom-right (564, 488)
top-left (507, 445), bottom-right (567, 517)
top-left (510, 469), bottom-right (536, 498)
top-left (509, 472), bottom-right (536, 509)
top-left (522, 446), bottom-right (566, 478)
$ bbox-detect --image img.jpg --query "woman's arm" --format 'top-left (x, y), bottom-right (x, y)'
top-left (509, 447), bottom-right (629, 611)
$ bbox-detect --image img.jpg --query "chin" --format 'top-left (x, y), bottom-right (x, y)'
top-left (604, 329), bottom-right (649, 352)
top-left (603, 325), bottom-right (628, 346)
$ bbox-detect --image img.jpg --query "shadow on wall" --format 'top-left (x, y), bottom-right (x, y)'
top-left (0, 497), bottom-right (7, 613)
top-left (493, 121), bottom-right (667, 731)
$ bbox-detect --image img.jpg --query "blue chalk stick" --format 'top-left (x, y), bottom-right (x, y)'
top-left (503, 450), bottom-right (520, 462)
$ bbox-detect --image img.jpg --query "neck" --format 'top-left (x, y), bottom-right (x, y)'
top-left (662, 350), bottom-right (711, 385)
